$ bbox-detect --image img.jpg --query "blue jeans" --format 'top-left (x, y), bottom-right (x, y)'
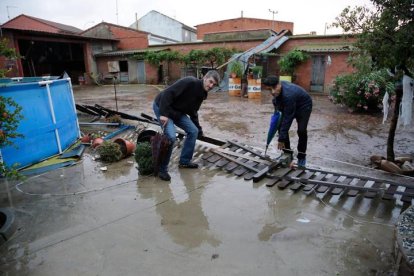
top-left (153, 102), bottom-right (199, 173)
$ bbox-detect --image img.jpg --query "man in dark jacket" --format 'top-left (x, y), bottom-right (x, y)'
top-left (263, 76), bottom-right (312, 167)
top-left (153, 70), bottom-right (220, 181)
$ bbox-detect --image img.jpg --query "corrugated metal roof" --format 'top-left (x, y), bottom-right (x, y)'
top-left (296, 43), bottom-right (355, 52)
top-left (94, 47), bottom-right (169, 57)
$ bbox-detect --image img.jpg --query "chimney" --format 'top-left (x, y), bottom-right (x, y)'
top-left (241, 10), bottom-right (243, 18)
top-left (135, 12), bottom-right (138, 30)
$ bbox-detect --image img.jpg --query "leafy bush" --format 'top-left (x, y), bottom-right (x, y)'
top-left (229, 61), bottom-right (243, 78)
top-left (0, 96), bottom-right (23, 178)
top-left (278, 49), bottom-right (309, 75)
top-left (97, 141), bottom-right (123, 162)
top-left (329, 69), bottom-right (395, 112)
top-left (134, 142), bottom-right (153, 175)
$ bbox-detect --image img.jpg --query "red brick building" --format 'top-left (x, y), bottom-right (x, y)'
top-left (0, 14), bottom-right (117, 83)
top-left (81, 23), bottom-right (151, 84)
top-left (195, 17), bottom-right (294, 40)
top-left (1, 13), bottom-right (356, 93)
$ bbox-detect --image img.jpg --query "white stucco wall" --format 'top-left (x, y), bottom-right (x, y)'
top-left (130, 10), bottom-right (196, 43)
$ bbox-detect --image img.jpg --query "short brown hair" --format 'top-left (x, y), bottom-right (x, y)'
top-left (204, 70), bottom-right (220, 84)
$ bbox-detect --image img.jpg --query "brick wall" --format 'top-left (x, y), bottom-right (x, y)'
top-left (196, 18), bottom-right (294, 40)
top-left (106, 25), bottom-right (148, 50)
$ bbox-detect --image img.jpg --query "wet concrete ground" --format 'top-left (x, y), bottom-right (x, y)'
top-left (0, 84), bottom-right (413, 275)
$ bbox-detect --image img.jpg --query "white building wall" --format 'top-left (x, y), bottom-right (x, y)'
top-left (129, 10), bottom-right (196, 43)
top-left (137, 11), bottom-right (182, 41)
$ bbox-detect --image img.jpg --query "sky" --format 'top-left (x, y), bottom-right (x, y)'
top-left (1, 0), bottom-right (373, 35)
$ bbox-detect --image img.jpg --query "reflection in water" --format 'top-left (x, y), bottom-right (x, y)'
top-left (137, 169), bottom-right (220, 248)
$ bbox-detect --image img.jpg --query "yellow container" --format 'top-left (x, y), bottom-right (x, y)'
top-left (279, 75), bottom-right (292, 82)
top-left (229, 78), bottom-right (241, 96)
top-left (247, 79), bottom-right (261, 99)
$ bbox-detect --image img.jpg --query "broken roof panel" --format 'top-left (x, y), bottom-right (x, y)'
top-left (228, 29), bottom-right (291, 68)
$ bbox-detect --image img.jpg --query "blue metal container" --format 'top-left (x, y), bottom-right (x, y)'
top-left (0, 78), bottom-right (80, 169)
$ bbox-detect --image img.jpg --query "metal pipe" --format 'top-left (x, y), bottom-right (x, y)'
top-left (44, 81), bottom-right (62, 153)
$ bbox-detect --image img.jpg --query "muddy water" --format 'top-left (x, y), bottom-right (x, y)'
top-left (0, 84), bottom-right (412, 275)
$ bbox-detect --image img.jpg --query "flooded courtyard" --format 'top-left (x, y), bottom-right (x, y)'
top-left (0, 83), bottom-right (413, 275)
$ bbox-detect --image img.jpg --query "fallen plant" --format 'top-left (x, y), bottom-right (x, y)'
top-left (96, 140), bottom-right (123, 162)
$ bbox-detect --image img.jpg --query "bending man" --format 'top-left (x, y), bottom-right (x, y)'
top-left (153, 70), bottom-right (220, 181)
top-left (263, 75), bottom-right (312, 167)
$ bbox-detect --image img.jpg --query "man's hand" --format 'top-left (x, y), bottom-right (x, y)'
top-left (277, 142), bottom-right (285, 150)
top-left (160, 116), bottom-right (169, 127)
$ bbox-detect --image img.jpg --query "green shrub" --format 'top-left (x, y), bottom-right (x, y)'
top-left (229, 61), bottom-right (244, 78)
top-left (134, 142), bottom-right (153, 175)
top-left (97, 141), bottom-right (123, 162)
top-left (278, 49), bottom-right (309, 75)
top-left (329, 69), bottom-right (395, 112)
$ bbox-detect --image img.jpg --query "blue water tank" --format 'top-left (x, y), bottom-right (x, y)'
top-left (0, 78), bottom-right (80, 169)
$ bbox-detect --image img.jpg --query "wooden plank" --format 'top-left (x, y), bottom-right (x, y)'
top-left (207, 154), bottom-right (222, 163)
top-left (215, 158), bottom-right (230, 167)
top-left (290, 171), bottom-right (314, 191)
top-left (214, 145), bottom-right (237, 167)
top-left (252, 161), bottom-right (282, 183)
top-left (364, 181), bottom-right (382, 198)
top-left (212, 148), bottom-right (271, 165)
top-left (347, 179), bottom-right (367, 196)
top-left (266, 167), bottom-right (292, 187)
top-left (202, 152), bottom-right (215, 160)
top-left (382, 184), bottom-right (398, 200)
top-left (244, 172), bottom-right (255, 181)
top-left (227, 140), bottom-right (271, 161)
top-left (278, 169), bottom-right (304, 189)
top-left (316, 175), bottom-right (340, 193)
top-left (401, 188), bottom-right (414, 203)
top-left (331, 177), bottom-right (352, 195)
top-left (244, 163), bottom-right (269, 181)
top-left (209, 149), bottom-right (259, 173)
top-left (303, 173), bottom-right (327, 193)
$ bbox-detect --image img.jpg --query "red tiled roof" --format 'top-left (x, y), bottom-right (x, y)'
top-left (1, 14), bottom-right (82, 34)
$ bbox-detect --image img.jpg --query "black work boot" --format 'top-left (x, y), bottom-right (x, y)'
top-left (178, 162), bottom-right (199, 169)
top-left (158, 171), bottom-right (171, 181)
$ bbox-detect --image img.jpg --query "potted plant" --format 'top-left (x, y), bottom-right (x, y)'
top-left (251, 66), bottom-right (263, 79)
top-left (134, 142), bottom-right (153, 175)
top-left (229, 61), bottom-right (243, 78)
top-left (228, 61), bottom-right (243, 96)
top-left (277, 49), bottom-right (309, 82)
top-left (96, 140), bottom-right (123, 162)
top-left (114, 137), bottom-right (136, 158)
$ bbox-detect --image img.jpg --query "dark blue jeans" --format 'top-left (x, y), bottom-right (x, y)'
top-left (153, 102), bottom-right (199, 173)
top-left (284, 106), bottom-right (312, 160)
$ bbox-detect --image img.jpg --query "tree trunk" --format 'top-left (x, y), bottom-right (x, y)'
top-left (386, 84), bottom-right (403, 161)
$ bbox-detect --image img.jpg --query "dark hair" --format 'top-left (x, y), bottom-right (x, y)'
top-left (204, 70), bottom-right (220, 84)
top-left (263, 75), bottom-right (279, 87)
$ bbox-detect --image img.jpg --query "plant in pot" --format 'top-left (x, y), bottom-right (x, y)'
top-left (229, 61), bottom-right (243, 79)
top-left (228, 61), bottom-right (244, 97)
top-left (96, 140), bottom-right (123, 162)
top-left (277, 49), bottom-right (309, 82)
top-left (251, 66), bottom-right (263, 79)
top-left (134, 142), bottom-right (153, 175)
top-left (114, 138), bottom-right (136, 158)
